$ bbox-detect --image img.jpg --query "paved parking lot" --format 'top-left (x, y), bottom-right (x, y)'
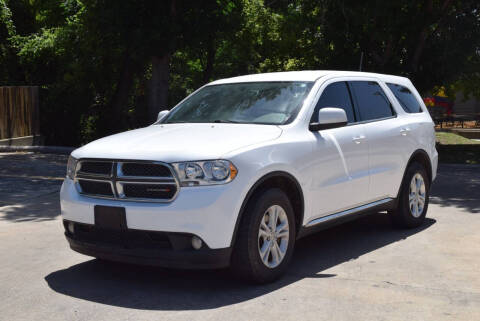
top-left (0, 152), bottom-right (479, 321)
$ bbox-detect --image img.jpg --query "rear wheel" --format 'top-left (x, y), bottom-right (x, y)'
top-left (231, 188), bottom-right (296, 283)
top-left (390, 162), bottom-right (430, 228)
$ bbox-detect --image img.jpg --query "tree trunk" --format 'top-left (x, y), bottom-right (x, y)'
top-left (104, 50), bottom-right (136, 134)
top-left (148, 54), bottom-right (170, 122)
top-left (203, 37), bottom-right (216, 84)
top-left (410, 28), bottom-right (429, 73)
top-left (410, 0), bottom-right (453, 73)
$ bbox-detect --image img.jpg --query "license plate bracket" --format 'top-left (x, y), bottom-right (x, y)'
top-left (94, 205), bottom-right (127, 231)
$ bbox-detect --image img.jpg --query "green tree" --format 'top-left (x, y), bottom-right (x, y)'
top-left (0, 0), bottom-right (479, 146)
top-left (271, 0), bottom-right (480, 93)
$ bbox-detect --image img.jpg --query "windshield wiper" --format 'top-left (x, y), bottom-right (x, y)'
top-left (163, 120), bottom-right (241, 124)
top-left (163, 121), bottom-right (189, 124)
top-left (212, 119), bottom-right (240, 123)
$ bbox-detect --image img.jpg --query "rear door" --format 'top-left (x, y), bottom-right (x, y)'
top-left (348, 80), bottom-right (408, 200)
top-left (308, 81), bottom-right (370, 218)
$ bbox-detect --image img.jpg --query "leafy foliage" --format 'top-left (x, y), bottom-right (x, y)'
top-left (0, 0), bottom-right (479, 145)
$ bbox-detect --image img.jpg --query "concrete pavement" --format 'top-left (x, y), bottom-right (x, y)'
top-left (0, 152), bottom-right (479, 320)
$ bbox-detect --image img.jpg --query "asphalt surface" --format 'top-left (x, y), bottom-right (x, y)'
top-left (0, 152), bottom-right (479, 321)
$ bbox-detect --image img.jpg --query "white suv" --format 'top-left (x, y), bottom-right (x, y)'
top-left (61, 71), bottom-right (438, 283)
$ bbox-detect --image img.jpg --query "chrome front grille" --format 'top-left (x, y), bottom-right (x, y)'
top-left (74, 160), bottom-right (179, 202)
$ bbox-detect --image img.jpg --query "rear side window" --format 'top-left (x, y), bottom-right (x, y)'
top-left (349, 81), bottom-right (394, 121)
top-left (311, 82), bottom-right (355, 123)
top-left (387, 83), bottom-right (423, 113)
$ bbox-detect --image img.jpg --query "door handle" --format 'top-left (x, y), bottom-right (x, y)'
top-left (400, 128), bottom-right (411, 136)
top-left (352, 135), bottom-right (366, 144)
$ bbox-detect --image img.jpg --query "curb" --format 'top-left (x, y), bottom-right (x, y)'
top-left (0, 145), bottom-right (75, 155)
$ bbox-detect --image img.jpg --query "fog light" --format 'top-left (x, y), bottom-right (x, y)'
top-left (67, 222), bottom-right (75, 234)
top-left (191, 236), bottom-right (202, 250)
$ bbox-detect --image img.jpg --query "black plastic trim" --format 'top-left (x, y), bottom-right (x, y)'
top-left (297, 198), bottom-right (397, 239)
top-left (230, 171), bottom-right (305, 247)
top-left (64, 220), bottom-right (232, 269)
top-left (309, 121), bottom-right (348, 131)
top-left (395, 149), bottom-right (432, 199)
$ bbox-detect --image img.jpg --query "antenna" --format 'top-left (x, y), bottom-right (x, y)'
top-left (359, 52), bottom-right (364, 71)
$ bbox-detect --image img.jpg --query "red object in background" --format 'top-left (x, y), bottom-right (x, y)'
top-left (423, 96), bottom-right (453, 115)
top-left (433, 95), bottom-right (453, 115)
top-left (423, 97), bottom-right (435, 106)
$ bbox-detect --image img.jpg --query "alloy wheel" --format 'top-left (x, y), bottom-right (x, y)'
top-left (408, 173), bottom-right (426, 218)
top-left (258, 205), bottom-right (289, 268)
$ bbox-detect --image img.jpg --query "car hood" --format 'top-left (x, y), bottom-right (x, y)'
top-left (72, 123), bottom-right (282, 162)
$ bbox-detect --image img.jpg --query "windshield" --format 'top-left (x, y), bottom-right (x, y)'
top-left (161, 81), bottom-right (314, 125)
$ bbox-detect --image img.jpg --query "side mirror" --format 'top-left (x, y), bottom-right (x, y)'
top-left (309, 107), bottom-right (348, 131)
top-left (157, 110), bottom-right (169, 122)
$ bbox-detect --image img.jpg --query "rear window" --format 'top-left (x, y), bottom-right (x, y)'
top-left (387, 83), bottom-right (423, 113)
top-left (349, 81), bottom-right (394, 121)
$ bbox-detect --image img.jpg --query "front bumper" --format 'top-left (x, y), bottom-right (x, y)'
top-left (60, 177), bottom-right (246, 249)
top-left (64, 220), bottom-right (232, 269)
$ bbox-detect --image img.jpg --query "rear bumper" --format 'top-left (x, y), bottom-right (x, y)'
top-left (64, 220), bottom-right (232, 269)
top-left (431, 149), bottom-right (438, 181)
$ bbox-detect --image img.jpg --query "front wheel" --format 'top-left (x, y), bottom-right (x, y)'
top-left (231, 188), bottom-right (296, 283)
top-left (389, 162), bottom-right (430, 228)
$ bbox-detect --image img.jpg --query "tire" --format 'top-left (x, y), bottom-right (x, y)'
top-left (389, 162), bottom-right (430, 228)
top-left (231, 188), bottom-right (296, 284)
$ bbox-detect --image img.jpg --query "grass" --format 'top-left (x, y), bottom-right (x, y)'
top-left (435, 132), bottom-right (480, 145)
top-left (435, 131), bottom-right (480, 164)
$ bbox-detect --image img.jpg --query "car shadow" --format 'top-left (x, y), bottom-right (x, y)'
top-left (45, 213), bottom-right (435, 311)
top-left (429, 164), bottom-right (480, 214)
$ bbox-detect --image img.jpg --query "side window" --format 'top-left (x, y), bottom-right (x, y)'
top-left (349, 81), bottom-right (394, 121)
top-left (387, 83), bottom-right (423, 113)
top-left (311, 82), bottom-right (355, 123)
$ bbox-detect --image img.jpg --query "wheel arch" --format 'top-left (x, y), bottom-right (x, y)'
top-left (230, 171), bottom-right (305, 247)
top-left (397, 149), bottom-right (432, 198)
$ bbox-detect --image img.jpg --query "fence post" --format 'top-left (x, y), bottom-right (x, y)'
top-left (0, 86), bottom-right (41, 145)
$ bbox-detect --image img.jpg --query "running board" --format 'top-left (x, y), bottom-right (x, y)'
top-left (306, 198), bottom-right (393, 227)
top-left (297, 198), bottom-right (395, 239)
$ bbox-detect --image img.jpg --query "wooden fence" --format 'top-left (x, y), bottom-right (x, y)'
top-left (0, 86), bottom-right (39, 140)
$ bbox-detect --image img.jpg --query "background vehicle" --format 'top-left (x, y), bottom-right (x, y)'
top-left (61, 71), bottom-right (438, 283)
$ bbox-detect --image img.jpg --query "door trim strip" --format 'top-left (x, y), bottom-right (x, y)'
top-left (306, 198), bottom-right (393, 227)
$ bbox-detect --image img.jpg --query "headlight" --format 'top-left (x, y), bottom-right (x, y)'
top-left (172, 160), bottom-right (237, 186)
top-left (66, 156), bottom-right (78, 180)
